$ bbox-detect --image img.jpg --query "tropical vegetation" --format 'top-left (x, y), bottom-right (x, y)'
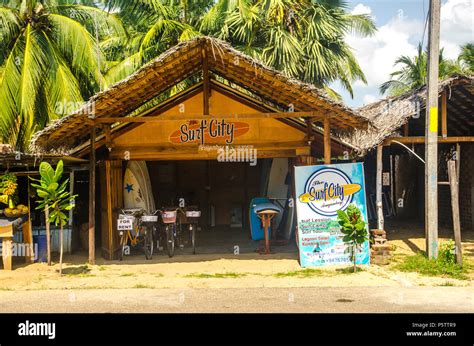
top-left (1, 0), bottom-right (376, 150)
top-left (336, 203), bottom-right (368, 272)
top-left (380, 43), bottom-right (474, 96)
top-left (0, 0), bottom-right (124, 151)
top-left (30, 160), bottom-right (76, 273)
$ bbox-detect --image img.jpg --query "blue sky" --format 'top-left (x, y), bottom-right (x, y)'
top-left (335, 0), bottom-right (473, 108)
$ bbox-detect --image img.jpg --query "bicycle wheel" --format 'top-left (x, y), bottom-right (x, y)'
top-left (190, 224), bottom-right (196, 255)
top-left (144, 227), bottom-right (154, 260)
top-left (166, 225), bottom-right (175, 258)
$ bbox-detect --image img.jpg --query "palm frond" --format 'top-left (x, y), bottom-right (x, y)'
top-left (48, 13), bottom-right (105, 90)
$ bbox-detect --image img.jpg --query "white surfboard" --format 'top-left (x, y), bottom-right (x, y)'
top-left (123, 161), bottom-right (156, 213)
top-left (267, 158), bottom-right (290, 229)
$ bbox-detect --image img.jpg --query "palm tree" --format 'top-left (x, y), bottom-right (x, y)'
top-left (0, 0), bottom-right (124, 150)
top-left (458, 43), bottom-right (474, 74)
top-left (103, 0), bottom-right (376, 98)
top-left (380, 43), bottom-right (473, 96)
top-left (102, 0), bottom-right (205, 85)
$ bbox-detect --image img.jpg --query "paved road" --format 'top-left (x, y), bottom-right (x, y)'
top-left (0, 287), bottom-right (472, 312)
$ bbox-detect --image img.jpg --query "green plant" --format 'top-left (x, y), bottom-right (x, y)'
top-left (337, 204), bottom-right (368, 273)
top-left (438, 240), bottom-right (456, 265)
top-left (30, 160), bottom-right (77, 275)
top-left (394, 253), bottom-right (469, 280)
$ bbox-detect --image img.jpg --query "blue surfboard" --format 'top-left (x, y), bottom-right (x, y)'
top-left (250, 197), bottom-right (282, 240)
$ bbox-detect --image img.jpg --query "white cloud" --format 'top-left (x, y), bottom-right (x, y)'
top-left (440, 0), bottom-right (473, 59)
top-left (342, 0), bottom-right (473, 107)
top-left (346, 13), bottom-right (422, 86)
top-left (352, 3), bottom-right (372, 16)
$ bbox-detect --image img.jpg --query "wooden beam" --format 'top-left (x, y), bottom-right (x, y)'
top-left (442, 90), bottom-right (448, 138)
top-left (104, 125), bottom-right (113, 152)
top-left (376, 145), bottom-right (384, 230)
top-left (88, 125), bottom-right (96, 265)
top-left (323, 118), bottom-right (331, 164)
top-left (109, 149), bottom-right (298, 161)
top-left (92, 111), bottom-right (324, 124)
top-left (383, 136), bottom-right (474, 145)
top-left (447, 160), bottom-right (463, 265)
top-left (111, 141), bottom-right (309, 154)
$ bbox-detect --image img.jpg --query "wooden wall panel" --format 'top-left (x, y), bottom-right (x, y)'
top-left (100, 160), bottom-right (123, 260)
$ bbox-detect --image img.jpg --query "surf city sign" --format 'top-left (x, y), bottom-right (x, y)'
top-left (294, 163), bottom-right (370, 267)
top-left (169, 119), bottom-right (249, 145)
top-left (298, 167), bottom-right (361, 217)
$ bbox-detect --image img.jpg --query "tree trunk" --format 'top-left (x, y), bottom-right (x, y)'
top-left (353, 245), bottom-right (357, 273)
top-left (45, 205), bottom-right (51, 266)
top-left (59, 223), bottom-right (63, 276)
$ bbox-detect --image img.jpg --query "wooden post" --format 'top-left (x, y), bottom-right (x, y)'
top-left (106, 161), bottom-right (113, 259)
top-left (403, 123), bottom-right (409, 137)
top-left (25, 180), bottom-right (34, 264)
top-left (390, 154), bottom-right (396, 216)
top-left (456, 142), bottom-right (460, 181)
top-left (89, 125), bottom-right (96, 265)
top-left (69, 171), bottom-right (74, 228)
top-left (447, 160), bottom-right (462, 265)
top-left (202, 45), bottom-right (210, 115)
top-left (323, 118), bottom-right (331, 164)
top-left (305, 118), bottom-right (313, 165)
top-left (441, 90), bottom-right (447, 138)
top-left (45, 205), bottom-right (51, 265)
top-left (425, 0), bottom-right (440, 259)
top-left (376, 145), bottom-right (384, 230)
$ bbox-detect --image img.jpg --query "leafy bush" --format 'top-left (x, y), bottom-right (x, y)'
top-left (438, 240), bottom-right (456, 265)
top-left (337, 204), bottom-right (368, 272)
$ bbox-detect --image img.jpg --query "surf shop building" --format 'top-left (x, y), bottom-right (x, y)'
top-left (31, 37), bottom-right (369, 261)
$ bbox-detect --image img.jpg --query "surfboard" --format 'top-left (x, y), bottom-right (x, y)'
top-left (259, 159), bottom-right (272, 196)
top-left (249, 197), bottom-right (271, 241)
top-left (267, 158), bottom-right (289, 229)
top-left (279, 190), bottom-right (296, 240)
top-left (123, 161), bottom-right (156, 213)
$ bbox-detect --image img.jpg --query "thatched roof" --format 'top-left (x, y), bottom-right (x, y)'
top-left (345, 75), bottom-right (474, 153)
top-left (31, 36), bottom-right (368, 152)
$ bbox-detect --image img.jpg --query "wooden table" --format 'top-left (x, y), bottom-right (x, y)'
top-left (0, 216), bottom-right (33, 270)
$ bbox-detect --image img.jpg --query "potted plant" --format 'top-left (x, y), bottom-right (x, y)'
top-left (30, 160), bottom-right (76, 274)
top-left (337, 204), bottom-right (368, 273)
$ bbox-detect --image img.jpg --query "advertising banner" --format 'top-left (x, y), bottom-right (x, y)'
top-left (294, 162), bottom-right (370, 267)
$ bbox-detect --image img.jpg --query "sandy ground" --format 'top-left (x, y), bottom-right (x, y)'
top-left (0, 222), bottom-right (472, 291)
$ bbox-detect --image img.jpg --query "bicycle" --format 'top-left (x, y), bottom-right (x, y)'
top-left (160, 207), bottom-right (184, 258)
top-left (140, 210), bottom-right (160, 260)
top-left (181, 206), bottom-right (201, 255)
top-left (117, 208), bottom-right (154, 260)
